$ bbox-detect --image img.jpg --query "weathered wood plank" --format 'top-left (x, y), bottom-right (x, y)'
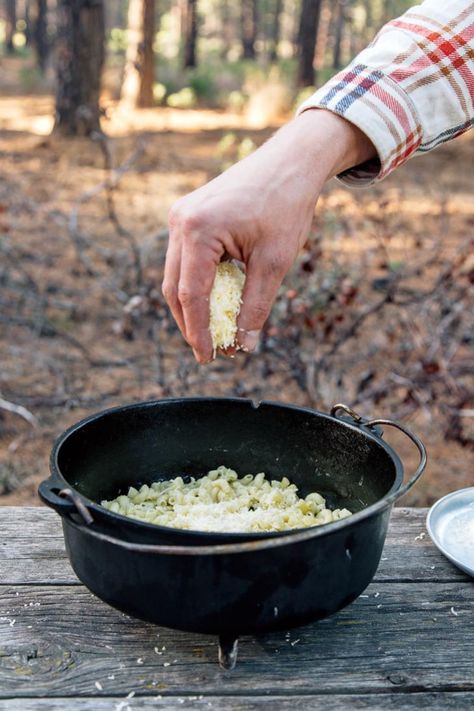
top-left (0, 507), bottom-right (62, 537)
top-left (0, 508), bottom-right (469, 585)
top-left (1, 692), bottom-right (474, 710)
top-left (0, 583), bottom-right (472, 697)
top-left (1, 505), bottom-right (431, 537)
top-left (0, 538), bottom-right (75, 585)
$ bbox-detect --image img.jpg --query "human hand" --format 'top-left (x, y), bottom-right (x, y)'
top-left (162, 109), bottom-right (375, 363)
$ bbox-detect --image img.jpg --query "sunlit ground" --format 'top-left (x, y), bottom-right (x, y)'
top-left (0, 53), bottom-right (473, 507)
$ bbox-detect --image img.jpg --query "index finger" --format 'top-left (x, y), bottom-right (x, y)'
top-left (162, 235), bottom-right (186, 337)
top-left (178, 243), bottom-right (219, 363)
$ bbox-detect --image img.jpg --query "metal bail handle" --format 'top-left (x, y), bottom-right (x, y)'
top-left (331, 404), bottom-right (427, 503)
top-left (330, 403), bottom-right (365, 423)
top-left (59, 488), bottom-right (94, 525)
top-left (38, 478), bottom-right (94, 526)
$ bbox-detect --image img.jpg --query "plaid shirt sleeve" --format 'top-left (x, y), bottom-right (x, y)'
top-left (297, 0), bottom-right (474, 185)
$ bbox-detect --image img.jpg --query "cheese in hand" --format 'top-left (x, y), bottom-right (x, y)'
top-left (209, 262), bottom-right (245, 350)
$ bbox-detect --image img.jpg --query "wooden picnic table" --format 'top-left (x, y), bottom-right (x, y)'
top-left (0, 506), bottom-right (472, 710)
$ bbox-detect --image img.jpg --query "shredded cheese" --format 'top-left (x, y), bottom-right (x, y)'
top-left (101, 466), bottom-right (352, 533)
top-left (209, 262), bottom-right (245, 350)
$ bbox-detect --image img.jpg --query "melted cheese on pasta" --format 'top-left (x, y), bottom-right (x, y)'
top-left (101, 466), bottom-right (352, 533)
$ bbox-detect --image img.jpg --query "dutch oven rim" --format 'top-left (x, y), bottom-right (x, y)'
top-left (58, 495), bottom-right (395, 556)
top-left (43, 397), bottom-right (426, 550)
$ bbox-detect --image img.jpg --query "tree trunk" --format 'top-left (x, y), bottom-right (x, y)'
top-left (34, 0), bottom-right (48, 73)
top-left (333, 0), bottom-right (347, 70)
top-left (120, 0), bottom-right (156, 108)
top-left (54, 0), bottom-right (105, 136)
top-left (297, 0), bottom-right (322, 87)
top-left (5, 0), bottom-right (16, 53)
top-left (269, 0), bottom-right (283, 62)
top-left (183, 0), bottom-right (198, 68)
top-left (219, 0), bottom-right (232, 60)
top-left (241, 0), bottom-right (257, 60)
top-left (290, 0), bottom-right (299, 58)
top-left (24, 0), bottom-right (32, 45)
top-left (314, 0), bottom-right (332, 72)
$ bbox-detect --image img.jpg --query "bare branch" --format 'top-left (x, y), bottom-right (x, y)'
top-left (93, 131), bottom-right (144, 288)
top-left (0, 397), bottom-right (38, 427)
top-left (67, 135), bottom-right (145, 280)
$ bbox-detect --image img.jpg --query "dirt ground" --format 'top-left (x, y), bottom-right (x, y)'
top-left (0, 57), bottom-right (473, 508)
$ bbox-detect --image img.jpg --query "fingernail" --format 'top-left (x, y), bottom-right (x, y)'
top-left (193, 348), bottom-right (213, 364)
top-left (239, 329), bottom-right (260, 353)
top-left (192, 348), bottom-right (204, 363)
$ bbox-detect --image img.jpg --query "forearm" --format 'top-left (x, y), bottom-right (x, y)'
top-left (224, 108), bottom-right (377, 209)
top-left (268, 109), bottom-right (377, 184)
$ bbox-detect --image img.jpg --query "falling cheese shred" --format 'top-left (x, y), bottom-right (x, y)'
top-left (209, 261), bottom-right (245, 350)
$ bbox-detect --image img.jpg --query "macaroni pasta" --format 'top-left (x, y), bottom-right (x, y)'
top-left (101, 465), bottom-right (352, 533)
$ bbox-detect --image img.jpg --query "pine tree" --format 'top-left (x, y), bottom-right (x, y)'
top-left (183, 0), bottom-right (198, 68)
top-left (297, 0), bottom-right (322, 86)
top-left (120, 0), bottom-right (156, 108)
top-left (54, 0), bottom-right (105, 136)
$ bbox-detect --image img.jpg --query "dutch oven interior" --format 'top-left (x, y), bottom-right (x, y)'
top-left (53, 399), bottom-right (401, 543)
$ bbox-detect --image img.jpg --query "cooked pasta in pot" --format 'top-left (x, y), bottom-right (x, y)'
top-left (101, 465), bottom-right (352, 533)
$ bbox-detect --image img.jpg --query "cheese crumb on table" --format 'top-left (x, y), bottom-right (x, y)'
top-left (209, 262), bottom-right (245, 351)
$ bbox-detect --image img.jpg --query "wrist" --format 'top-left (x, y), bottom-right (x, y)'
top-left (290, 108), bottom-right (377, 183)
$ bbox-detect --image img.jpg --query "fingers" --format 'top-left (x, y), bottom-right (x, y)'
top-left (178, 242), bottom-right (217, 363)
top-left (163, 202), bottom-right (223, 363)
top-left (237, 248), bottom-right (291, 352)
top-left (162, 234), bottom-right (186, 337)
top-left (163, 196), bottom-right (293, 363)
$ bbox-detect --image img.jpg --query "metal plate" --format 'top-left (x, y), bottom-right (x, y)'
top-left (426, 487), bottom-right (474, 577)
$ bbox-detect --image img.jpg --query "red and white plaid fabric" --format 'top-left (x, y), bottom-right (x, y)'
top-left (298, 0), bottom-right (474, 184)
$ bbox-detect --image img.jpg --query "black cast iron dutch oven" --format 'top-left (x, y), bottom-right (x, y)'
top-left (39, 398), bottom-right (426, 668)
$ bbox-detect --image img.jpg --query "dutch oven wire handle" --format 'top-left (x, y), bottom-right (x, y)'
top-left (38, 479), bottom-right (94, 525)
top-left (331, 403), bottom-right (427, 503)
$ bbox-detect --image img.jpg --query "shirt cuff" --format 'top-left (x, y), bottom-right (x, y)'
top-left (296, 63), bottom-right (423, 186)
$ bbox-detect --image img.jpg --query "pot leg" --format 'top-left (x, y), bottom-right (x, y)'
top-left (218, 634), bottom-right (239, 670)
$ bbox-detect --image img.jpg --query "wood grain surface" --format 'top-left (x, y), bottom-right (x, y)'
top-left (0, 507), bottom-right (472, 710)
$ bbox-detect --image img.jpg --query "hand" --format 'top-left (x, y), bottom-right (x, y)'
top-left (162, 109), bottom-right (376, 363)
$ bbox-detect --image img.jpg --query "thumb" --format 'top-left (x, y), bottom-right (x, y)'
top-left (237, 249), bottom-right (290, 352)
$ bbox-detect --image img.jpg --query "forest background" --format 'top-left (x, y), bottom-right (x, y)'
top-left (0, 0), bottom-right (473, 506)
